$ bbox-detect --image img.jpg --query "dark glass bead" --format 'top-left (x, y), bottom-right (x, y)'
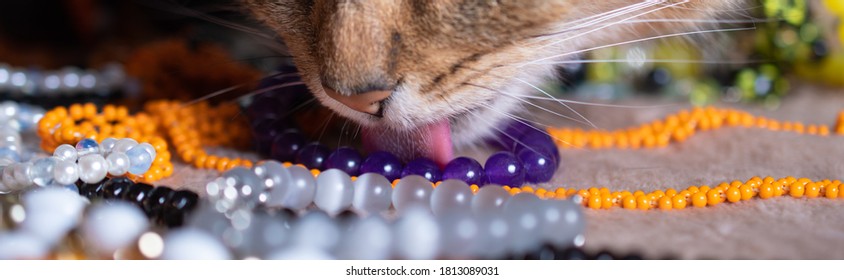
top-left (102, 177), bottom-right (133, 200)
top-left (442, 157), bottom-right (485, 186)
top-left (484, 151), bottom-right (525, 187)
top-left (246, 95), bottom-right (282, 121)
top-left (123, 183), bottom-right (154, 207)
top-left (593, 250), bottom-right (615, 260)
top-left (401, 157), bottom-right (442, 182)
top-left (557, 247), bottom-right (587, 260)
top-left (516, 129), bottom-right (560, 163)
top-left (270, 130), bottom-right (307, 162)
top-left (516, 148), bottom-right (557, 183)
top-left (142, 186), bottom-right (174, 218)
top-left (160, 190), bottom-right (198, 228)
top-left (810, 40), bottom-right (828, 62)
top-left (295, 143), bottom-right (331, 170)
top-left (489, 121), bottom-right (536, 150)
top-left (359, 151), bottom-right (403, 181)
top-left (251, 118), bottom-right (282, 154)
top-left (78, 180), bottom-right (106, 199)
top-left (526, 244), bottom-right (558, 260)
top-left (641, 67), bottom-right (672, 92)
top-left (325, 147), bottom-right (363, 176)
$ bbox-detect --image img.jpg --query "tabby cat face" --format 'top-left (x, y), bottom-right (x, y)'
top-left (244, 0), bottom-right (741, 164)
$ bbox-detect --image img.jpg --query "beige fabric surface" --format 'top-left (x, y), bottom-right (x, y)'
top-left (157, 83), bottom-right (844, 260)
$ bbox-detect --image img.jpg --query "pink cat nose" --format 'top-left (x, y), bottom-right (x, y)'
top-left (323, 86), bottom-right (392, 117)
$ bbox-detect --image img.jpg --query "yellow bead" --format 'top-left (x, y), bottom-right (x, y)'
top-left (672, 195), bottom-right (687, 209)
top-left (535, 188), bottom-right (547, 197)
top-left (601, 195), bottom-right (613, 209)
top-left (827, 184), bottom-right (840, 199)
top-left (758, 183), bottom-right (774, 199)
top-left (588, 187), bottom-right (600, 196)
top-left (706, 189), bottom-right (721, 206)
top-left (699, 186), bottom-right (711, 194)
top-left (633, 190), bottom-right (645, 197)
top-left (522, 186), bottom-right (535, 193)
top-left (789, 182), bottom-right (805, 198)
top-left (773, 182), bottom-right (784, 197)
top-left (739, 185), bottom-right (754, 201)
top-left (805, 182), bottom-right (820, 198)
top-left (577, 189), bottom-right (590, 200)
top-left (588, 195), bottom-right (602, 209)
top-left (665, 188), bottom-right (677, 198)
top-left (687, 186), bottom-right (700, 194)
top-left (622, 195), bottom-right (637, 210)
top-left (691, 192), bottom-right (707, 208)
top-left (635, 195), bottom-right (651, 210)
top-left (652, 190), bottom-right (665, 199)
top-left (658, 196), bottom-right (672, 210)
top-left (726, 187), bottom-right (741, 203)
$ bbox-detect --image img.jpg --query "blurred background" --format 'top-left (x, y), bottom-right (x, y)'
top-left (0, 0), bottom-right (841, 109)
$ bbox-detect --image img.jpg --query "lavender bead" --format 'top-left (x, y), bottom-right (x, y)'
top-left (401, 158), bottom-right (441, 182)
top-left (324, 147), bottom-right (362, 176)
top-left (442, 157), bottom-right (485, 186)
top-left (484, 151), bottom-right (525, 187)
top-left (295, 143), bottom-right (330, 170)
top-left (430, 179), bottom-right (473, 217)
top-left (352, 173), bottom-right (393, 216)
top-left (359, 151), bottom-right (402, 181)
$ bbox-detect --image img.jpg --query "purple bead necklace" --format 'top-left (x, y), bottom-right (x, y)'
top-left (245, 66), bottom-right (561, 187)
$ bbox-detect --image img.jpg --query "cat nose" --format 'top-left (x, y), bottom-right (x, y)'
top-left (323, 86), bottom-right (392, 117)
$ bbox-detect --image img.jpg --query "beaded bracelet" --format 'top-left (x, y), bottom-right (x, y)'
top-left (547, 106), bottom-right (843, 150)
top-left (0, 63), bottom-right (127, 98)
top-left (37, 103), bottom-right (172, 182)
top-left (0, 101), bottom-right (46, 193)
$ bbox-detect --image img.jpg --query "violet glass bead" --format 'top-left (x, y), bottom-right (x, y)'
top-left (517, 148), bottom-right (556, 183)
top-left (359, 151), bottom-right (402, 181)
top-left (295, 143), bottom-right (330, 170)
top-left (246, 95), bottom-right (283, 121)
top-left (516, 129), bottom-right (560, 163)
top-left (484, 151), bottom-right (525, 187)
top-left (324, 147), bottom-right (362, 176)
top-left (252, 118), bottom-right (282, 154)
top-left (442, 157), bottom-right (485, 186)
top-left (401, 158), bottom-right (441, 182)
top-left (270, 130), bottom-right (306, 162)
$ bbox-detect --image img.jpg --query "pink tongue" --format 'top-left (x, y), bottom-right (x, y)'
top-left (361, 119), bottom-right (454, 168)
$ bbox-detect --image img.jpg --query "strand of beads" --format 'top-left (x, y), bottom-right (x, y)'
top-left (547, 107), bottom-right (840, 150)
top-left (77, 176), bottom-right (199, 228)
top-left (0, 101), bottom-right (46, 193)
top-left (0, 63), bottom-right (127, 98)
top-left (36, 103), bottom-right (172, 182)
top-left (143, 100), bottom-right (254, 172)
top-left (836, 111), bottom-right (844, 134)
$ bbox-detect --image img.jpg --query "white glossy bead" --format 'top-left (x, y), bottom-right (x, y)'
top-left (503, 193), bottom-right (543, 254)
top-left (99, 137), bottom-right (117, 155)
top-left (430, 179), bottom-right (472, 217)
top-left (30, 157), bottom-right (57, 187)
top-left (125, 144), bottom-right (152, 175)
top-left (78, 154), bottom-right (108, 184)
top-left (290, 211), bottom-right (339, 252)
top-left (12, 162), bottom-right (33, 190)
top-left (313, 169), bottom-right (354, 215)
top-left (137, 143), bottom-right (156, 160)
top-left (391, 175), bottom-right (432, 214)
top-left (437, 211), bottom-right (479, 259)
top-left (253, 161), bottom-right (290, 206)
top-left (336, 216), bottom-right (392, 260)
top-left (81, 201), bottom-right (149, 255)
top-left (111, 138), bottom-right (138, 154)
top-left (0, 232), bottom-right (50, 260)
top-left (52, 159), bottom-right (79, 186)
top-left (19, 187), bottom-right (87, 244)
top-left (473, 212), bottom-right (511, 259)
top-left (279, 165), bottom-right (316, 210)
top-left (352, 173), bottom-right (392, 216)
top-left (160, 228), bottom-right (231, 260)
top-left (52, 144), bottom-right (77, 161)
top-left (106, 152), bottom-right (130, 176)
top-left (265, 246), bottom-right (334, 260)
top-left (540, 199), bottom-right (586, 248)
top-left (471, 184), bottom-right (509, 214)
top-left (392, 206), bottom-right (440, 260)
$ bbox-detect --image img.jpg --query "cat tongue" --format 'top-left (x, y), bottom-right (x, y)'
top-left (361, 119), bottom-right (454, 168)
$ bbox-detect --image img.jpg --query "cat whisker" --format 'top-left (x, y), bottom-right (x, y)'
top-left (138, 0), bottom-right (274, 40)
top-left (180, 71), bottom-right (301, 107)
top-left (523, 25), bottom-right (756, 66)
top-left (233, 80), bottom-right (306, 102)
top-left (463, 109), bottom-right (550, 155)
top-left (517, 96), bottom-right (682, 109)
top-left (317, 112), bottom-right (336, 145)
top-left (536, 1), bottom-right (667, 47)
top-left (512, 77), bottom-right (598, 129)
top-left (465, 83), bottom-right (594, 128)
top-left (531, 58), bottom-right (768, 65)
top-left (477, 103), bottom-right (577, 149)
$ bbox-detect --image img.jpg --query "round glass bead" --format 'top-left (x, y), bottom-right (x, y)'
top-left (143, 186), bottom-right (173, 218)
top-left (290, 211), bottom-right (340, 251)
top-left (81, 201), bottom-right (149, 255)
top-left (313, 169), bottom-right (354, 215)
top-left (99, 137), bottom-right (117, 155)
top-left (0, 232), bottom-right (49, 260)
top-left (220, 167), bottom-right (265, 207)
top-left (484, 151), bottom-right (525, 187)
top-left (125, 145), bottom-right (153, 175)
top-left (0, 147), bottom-right (20, 162)
top-left (161, 228), bottom-right (232, 260)
top-left (102, 177), bottom-right (133, 200)
top-left (52, 159), bottom-right (79, 186)
top-left (295, 143), bottom-right (330, 170)
top-left (161, 190), bottom-right (199, 227)
top-left (53, 144), bottom-right (77, 162)
top-left (437, 211), bottom-right (479, 259)
top-left (503, 193), bottom-right (544, 254)
top-left (442, 157), bottom-right (485, 186)
top-left (106, 152), bottom-right (130, 176)
top-left (517, 129), bottom-right (559, 162)
top-left (19, 187), bottom-right (87, 244)
top-left (391, 175), bottom-right (433, 214)
top-left (430, 179), bottom-right (473, 217)
top-left (539, 198), bottom-right (586, 248)
top-left (352, 173), bottom-right (393, 216)
top-left (30, 157), bottom-right (57, 187)
top-left (111, 138), bottom-right (138, 154)
top-left (473, 212), bottom-right (511, 259)
top-left (75, 138), bottom-right (99, 157)
top-left (324, 147), bottom-right (363, 176)
top-left (359, 151), bottom-right (403, 181)
top-left (270, 130), bottom-right (306, 162)
top-left (392, 206), bottom-right (440, 260)
top-left (77, 154), bottom-right (109, 184)
top-left (516, 148), bottom-right (557, 183)
top-left (336, 216), bottom-right (392, 260)
top-left (137, 143), bottom-right (156, 160)
top-left (401, 158), bottom-right (441, 182)
top-left (279, 165), bottom-right (316, 210)
top-left (472, 185), bottom-right (510, 214)
top-left (79, 180), bottom-right (106, 199)
top-left (123, 183), bottom-right (153, 208)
